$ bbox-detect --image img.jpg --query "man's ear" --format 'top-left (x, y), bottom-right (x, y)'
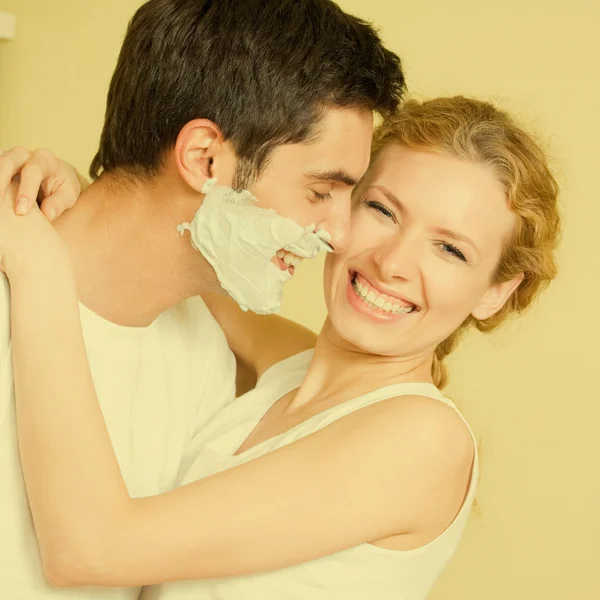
top-left (174, 119), bottom-right (237, 191)
top-left (471, 273), bottom-right (524, 320)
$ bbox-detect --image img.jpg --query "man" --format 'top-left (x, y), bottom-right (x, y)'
top-left (0, 0), bottom-right (404, 597)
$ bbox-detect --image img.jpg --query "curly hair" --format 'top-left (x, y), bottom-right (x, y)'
top-left (371, 96), bottom-right (561, 388)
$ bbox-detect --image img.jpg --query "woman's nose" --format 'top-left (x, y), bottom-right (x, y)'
top-left (373, 233), bottom-right (422, 282)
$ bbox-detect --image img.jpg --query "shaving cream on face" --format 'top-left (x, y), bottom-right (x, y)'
top-left (177, 179), bottom-right (332, 314)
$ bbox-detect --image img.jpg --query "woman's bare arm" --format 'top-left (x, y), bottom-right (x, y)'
top-left (3, 192), bottom-right (473, 589)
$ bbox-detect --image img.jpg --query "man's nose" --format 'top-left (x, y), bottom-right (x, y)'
top-left (318, 199), bottom-right (351, 254)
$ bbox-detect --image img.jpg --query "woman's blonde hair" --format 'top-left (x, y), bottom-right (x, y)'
top-left (371, 97), bottom-right (561, 388)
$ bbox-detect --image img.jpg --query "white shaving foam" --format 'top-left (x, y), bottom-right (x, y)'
top-left (177, 179), bottom-right (331, 314)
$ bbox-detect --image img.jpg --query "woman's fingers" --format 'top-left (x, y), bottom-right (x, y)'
top-left (17, 149), bottom-right (63, 215)
top-left (0, 147), bottom-right (32, 206)
top-left (16, 163), bottom-right (45, 215)
top-left (0, 147), bottom-right (68, 218)
top-left (38, 185), bottom-right (75, 222)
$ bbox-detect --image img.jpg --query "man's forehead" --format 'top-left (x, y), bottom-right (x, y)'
top-left (301, 145), bottom-right (372, 186)
top-left (302, 107), bottom-right (373, 176)
top-left (267, 125), bottom-right (372, 184)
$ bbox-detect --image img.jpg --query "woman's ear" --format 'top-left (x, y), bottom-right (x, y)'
top-left (471, 273), bottom-right (524, 320)
top-left (174, 119), bottom-right (237, 191)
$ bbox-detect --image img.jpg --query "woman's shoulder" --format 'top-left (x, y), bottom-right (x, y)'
top-left (390, 393), bottom-right (474, 456)
top-left (346, 391), bottom-right (474, 457)
top-left (323, 391), bottom-right (476, 516)
top-left (345, 392), bottom-right (476, 535)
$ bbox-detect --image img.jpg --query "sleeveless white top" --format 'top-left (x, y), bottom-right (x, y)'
top-left (0, 273), bottom-right (236, 599)
top-left (144, 350), bottom-right (479, 600)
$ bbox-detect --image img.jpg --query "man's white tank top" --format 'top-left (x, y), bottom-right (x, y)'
top-left (145, 349), bottom-right (479, 600)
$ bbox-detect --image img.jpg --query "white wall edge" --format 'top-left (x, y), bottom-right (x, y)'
top-left (0, 11), bottom-right (16, 41)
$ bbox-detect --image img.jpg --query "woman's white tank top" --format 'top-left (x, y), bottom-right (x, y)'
top-left (144, 350), bottom-right (479, 600)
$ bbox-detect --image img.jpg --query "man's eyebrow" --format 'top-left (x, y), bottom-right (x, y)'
top-left (304, 169), bottom-right (358, 187)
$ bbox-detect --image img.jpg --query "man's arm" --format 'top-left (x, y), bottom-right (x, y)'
top-left (201, 292), bottom-right (317, 394)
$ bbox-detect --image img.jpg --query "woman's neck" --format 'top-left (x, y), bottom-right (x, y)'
top-left (289, 318), bottom-right (435, 410)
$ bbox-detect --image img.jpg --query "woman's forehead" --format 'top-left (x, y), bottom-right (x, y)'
top-left (363, 145), bottom-right (516, 249)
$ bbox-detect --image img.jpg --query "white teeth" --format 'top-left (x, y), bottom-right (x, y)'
top-left (279, 250), bottom-right (304, 269)
top-left (351, 274), bottom-right (415, 315)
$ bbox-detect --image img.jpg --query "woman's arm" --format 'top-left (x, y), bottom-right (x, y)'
top-left (4, 194), bottom-right (473, 589)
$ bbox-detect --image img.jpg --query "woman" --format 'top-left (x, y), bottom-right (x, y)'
top-left (0, 97), bottom-right (560, 598)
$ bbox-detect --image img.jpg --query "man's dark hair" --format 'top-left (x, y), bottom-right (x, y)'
top-left (90, 0), bottom-right (405, 186)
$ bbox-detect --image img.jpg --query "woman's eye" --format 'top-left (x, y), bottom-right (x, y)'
top-left (439, 242), bottom-right (467, 262)
top-left (362, 198), bottom-right (396, 222)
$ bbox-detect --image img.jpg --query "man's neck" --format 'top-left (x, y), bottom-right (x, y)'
top-left (53, 172), bottom-right (216, 327)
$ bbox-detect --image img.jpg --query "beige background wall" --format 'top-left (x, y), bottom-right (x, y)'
top-left (1, 0), bottom-right (598, 597)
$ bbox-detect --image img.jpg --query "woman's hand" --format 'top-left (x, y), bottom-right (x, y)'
top-left (0, 181), bottom-right (68, 277)
top-left (0, 147), bottom-right (86, 221)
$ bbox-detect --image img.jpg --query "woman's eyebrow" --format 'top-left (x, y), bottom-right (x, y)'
top-left (371, 185), bottom-right (403, 209)
top-left (432, 227), bottom-right (479, 254)
top-left (371, 185), bottom-right (480, 254)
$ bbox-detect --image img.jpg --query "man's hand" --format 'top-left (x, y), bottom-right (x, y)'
top-left (0, 147), bottom-right (85, 221)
